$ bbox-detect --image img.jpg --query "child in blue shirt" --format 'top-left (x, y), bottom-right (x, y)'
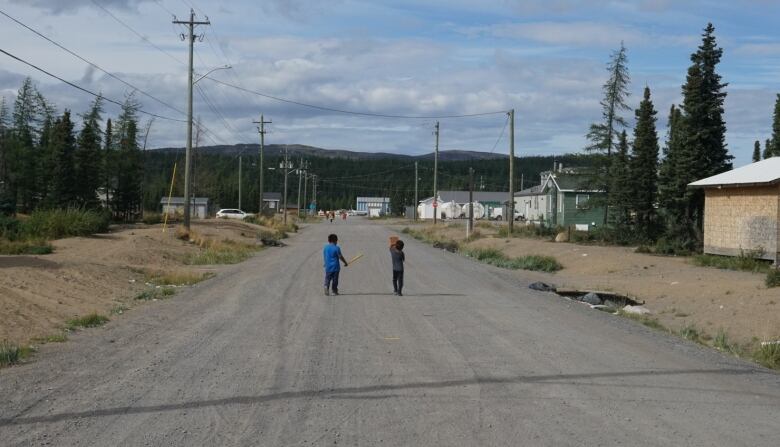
top-left (323, 233), bottom-right (348, 295)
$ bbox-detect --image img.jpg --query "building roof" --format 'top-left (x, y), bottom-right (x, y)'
top-left (356, 197), bottom-right (390, 202)
top-left (262, 192), bottom-right (282, 201)
top-left (515, 185), bottom-right (544, 197)
top-left (418, 191), bottom-right (509, 204)
top-left (160, 197), bottom-right (209, 205)
top-left (689, 157), bottom-right (780, 188)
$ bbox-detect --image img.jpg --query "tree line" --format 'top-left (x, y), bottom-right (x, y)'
top-left (0, 79), bottom-right (144, 220)
top-left (584, 23), bottom-right (775, 250)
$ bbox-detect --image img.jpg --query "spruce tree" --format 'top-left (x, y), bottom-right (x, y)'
top-left (677, 23), bottom-right (732, 245)
top-left (0, 97), bottom-right (11, 214)
top-left (770, 94), bottom-right (780, 158)
top-left (103, 118), bottom-right (114, 210)
top-left (48, 111), bottom-right (77, 207)
top-left (608, 130), bottom-right (632, 229)
top-left (764, 138), bottom-right (772, 160)
top-left (74, 97), bottom-right (104, 209)
top-left (752, 141), bottom-right (761, 162)
top-left (585, 42), bottom-right (631, 224)
top-left (11, 78), bottom-right (42, 213)
top-left (657, 105), bottom-right (688, 243)
top-left (114, 98), bottom-right (143, 220)
top-left (629, 86), bottom-right (660, 240)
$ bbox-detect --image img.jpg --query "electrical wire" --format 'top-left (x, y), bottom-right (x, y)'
top-left (0, 8), bottom-right (187, 118)
top-left (489, 114), bottom-right (510, 153)
top-left (0, 47), bottom-right (187, 123)
top-left (201, 76), bottom-right (509, 120)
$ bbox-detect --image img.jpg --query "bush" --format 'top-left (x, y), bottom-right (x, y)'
top-left (0, 215), bottom-right (20, 240)
top-left (766, 269), bottom-right (780, 288)
top-left (21, 209), bottom-right (110, 240)
top-left (142, 212), bottom-right (163, 225)
top-left (497, 224), bottom-right (555, 239)
top-left (753, 343), bottom-right (780, 370)
top-left (462, 247), bottom-right (563, 272)
top-left (0, 341), bottom-right (33, 367)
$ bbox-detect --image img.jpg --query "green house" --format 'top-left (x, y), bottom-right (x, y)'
top-left (542, 173), bottom-right (606, 229)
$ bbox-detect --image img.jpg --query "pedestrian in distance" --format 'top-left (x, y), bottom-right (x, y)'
top-left (323, 233), bottom-right (348, 296)
top-left (390, 239), bottom-right (405, 296)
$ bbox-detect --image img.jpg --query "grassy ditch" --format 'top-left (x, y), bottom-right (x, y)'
top-left (175, 227), bottom-right (262, 265)
top-left (461, 247), bottom-right (562, 272)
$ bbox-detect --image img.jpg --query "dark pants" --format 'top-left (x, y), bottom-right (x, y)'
top-left (392, 270), bottom-right (404, 293)
top-left (324, 270), bottom-right (340, 293)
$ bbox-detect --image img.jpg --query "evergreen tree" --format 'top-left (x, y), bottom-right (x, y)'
top-left (607, 130), bottom-right (632, 228)
top-left (764, 138), bottom-right (772, 160)
top-left (585, 42), bottom-right (631, 224)
top-left (677, 23), bottom-right (732, 245)
top-left (74, 97), bottom-right (104, 209)
top-left (48, 110), bottom-right (77, 207)
top-left (629, 87), bottom-right (660, 240)
top-left (752, 140), bottom-right (761, 162)
top-left (11, 78), bottom-right (43, 213)
top-left (103, 118), bottom-right (114, 209)
top-left (114, 98), bottom-right (142, 220)
top-left (770, 94), bottom-right (780, 158)
top-left (658, 105), bottom-right (687, 241)
top-left (0, 97), bottom-right (11, 214)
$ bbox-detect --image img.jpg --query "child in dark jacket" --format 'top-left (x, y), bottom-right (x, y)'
top-left (390, 240), bottom-right (405, 296)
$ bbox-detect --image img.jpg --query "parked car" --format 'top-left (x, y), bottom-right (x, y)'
top-left (216, 209), bottom-right (253, 219)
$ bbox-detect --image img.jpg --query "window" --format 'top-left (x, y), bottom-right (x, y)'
top-left (576, 194), bottom-right (590, 209)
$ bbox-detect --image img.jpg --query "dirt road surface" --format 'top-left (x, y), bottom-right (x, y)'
top-left (1, 219), bottom-right (778, 446)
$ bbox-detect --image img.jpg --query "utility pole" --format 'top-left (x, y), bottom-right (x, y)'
top-left (253, 115), bottom-right (272, 215)
top-left (433, 121), bottom-right (439, 225)
top-left (312, 175), bottom-right (318, 214)
top-left (508, 109), bottom-right (516, 233)
top-left (282, 145), bottom-right (289, 225)
top-left (174, 9), bottom-right (209, 231)
top-left (303, 170), bottom-right (309, 216)
top-left (297, 157), bottom-right (303, 218)
top-left (468, 167), bottom-right (474, 239)
top-left (238, 155), bottom-right (242, 210)
top-left (414, 161), bottom-right (418, 221)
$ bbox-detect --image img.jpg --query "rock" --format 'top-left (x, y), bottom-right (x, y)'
top-left (555, 231), bottom-right (569, 242)
top-left (623, 305), bottom-right (651, 315)
top-left (580, 292), bottom-right (602, 305)
top-left (529, 282), bottom-right (556, 292)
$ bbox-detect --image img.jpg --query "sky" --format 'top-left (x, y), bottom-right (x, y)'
top-left (2, 0), bottom-right (780, 166)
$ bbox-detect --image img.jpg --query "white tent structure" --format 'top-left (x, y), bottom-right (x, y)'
top-left (461, 202), bottom-right (486, 219)
top-left (439, 201), bottom-right (461, 219)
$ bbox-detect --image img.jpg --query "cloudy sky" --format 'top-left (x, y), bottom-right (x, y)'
top-left (2, 0), bottom-right (780, 166)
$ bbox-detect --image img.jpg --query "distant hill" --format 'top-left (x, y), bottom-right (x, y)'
top-left (152, 144), bottom-right (507, 161)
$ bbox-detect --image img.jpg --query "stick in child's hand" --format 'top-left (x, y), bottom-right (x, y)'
top-left (347, 253), bottom-right (364, 265)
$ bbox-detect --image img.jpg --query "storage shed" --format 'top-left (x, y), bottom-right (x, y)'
top-left (689, 157), bottom-right (780, 264)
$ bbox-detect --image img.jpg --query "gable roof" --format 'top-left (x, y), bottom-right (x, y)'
top-left (439, 191), bottom-right (509, 203)
top-left (160, 197), bottom-right (209, 205)
top-left (689, 157), bottom-right (780, 188)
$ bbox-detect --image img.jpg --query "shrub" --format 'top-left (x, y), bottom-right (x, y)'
top-left (21, 209), bottom-right (110, 240)
top-left (766, 269), bottom-right (780, 288)
top-left (753, 343), bottom-right (780, 370)
top-left (66, 313), bottom-right (109, 330)
top-left (142, 212), bottom-right (163, 225)
top-left (679, 324), bottom-right (703, 344)
top-left (713, 329), bottom-right (735, 353)
top-left (497, 224), bottom-right (554, 239)
top-left (0, 215), bottom-right (20, 240)
top-left (146, 270), bottom-right (211, 286)
top-left (0, 341), bottom-right (33, 367)
top-left (462, 248), bottom-right (562, 272)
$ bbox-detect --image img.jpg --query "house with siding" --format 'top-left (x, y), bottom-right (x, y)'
top-left (515, 170), bottom-right (605, 229)
top-left (689, 157), bottom-right (780, 264)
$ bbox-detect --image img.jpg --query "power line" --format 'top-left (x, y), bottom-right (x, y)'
top-left (201, 76), bottom-right (509, 120)
top-left (0, 8), bottom-right (187, 118)
top-left (319, 164), bottom-right (417, 181)
top-left (489, 114), bottom-right (510, 153)
top-left (89, 0), bottom-right (186, 66)
top-left (0, 47), bottom-right (186, 123)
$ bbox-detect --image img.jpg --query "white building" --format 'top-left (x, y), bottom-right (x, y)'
top-left (417, 191), bottom-right (508, 220)
top-left (356, 197), bottom-right (391, 216)
top-left (160, 197), bottom-right (210, 219)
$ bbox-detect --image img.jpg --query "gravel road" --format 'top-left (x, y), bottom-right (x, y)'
top-left (1, 219), bottom-right (778, 446)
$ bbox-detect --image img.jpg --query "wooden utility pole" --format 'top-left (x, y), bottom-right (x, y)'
top-left (296, 158), bottom-right (303, 218)
top-left (303, 171), bottom-right (308, 216)
top-left (414, 161), bottom-right (418, 221)
top-left (468, 167), bottom-right (474, 239)
top-left (508, 109), bottom-right (516, 233)
top-left (283, 145), bottom-right (289, 225)
top-left (253, 115), bottom-right (272, 215)
top-left (238, 155), bottom-right (242, 210)
top-left (433, 121), bottom-right (439, 225)
top-left (174, 9), bottom-right (209, 231)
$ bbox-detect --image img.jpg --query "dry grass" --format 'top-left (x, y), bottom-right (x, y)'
top-left (145, 270), bottom-right (213, 286)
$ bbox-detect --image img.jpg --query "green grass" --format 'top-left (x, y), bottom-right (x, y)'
top-left (616, 309), bottom-right (667, 331)
top-left (31, 333), bottom-right (68, 344)
top-left (0, 239), bottom-right (53, 255)
top-left (21, 209), bottom-right (110, 240)
top-left (462, 247), bottom-right (563, 272)
top-left (186, 241), bottom-right (258, 265)
top-left (691, 251), bottom-right (771, 274)
top-left (135, 287), bottom-right (176, 301)
top-left (678, 324), bottom-right (703, 344)
top-left (753, 343), bottom-right (780, 370)
top-left (496, 224), bottom-right (555, 239)
top-left (0, 341), bottom-right (34, 367)
top-left (766, 269), bottom-right (780, 288)
top-left (66, 313), bottom-right (109, 330)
